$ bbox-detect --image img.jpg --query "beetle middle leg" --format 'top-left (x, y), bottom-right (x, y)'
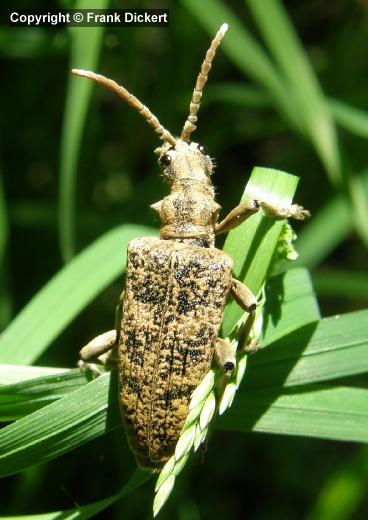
top-left (231, 278), bottom-right (261, 354)
top-left (214, 337), bottom-right (236, 376)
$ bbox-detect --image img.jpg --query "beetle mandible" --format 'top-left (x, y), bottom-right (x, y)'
top-left (74, 24), bottom-right (309, 471)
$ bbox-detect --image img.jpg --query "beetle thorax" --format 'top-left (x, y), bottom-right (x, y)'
top-left (151, 140), bottom-right (220, 246)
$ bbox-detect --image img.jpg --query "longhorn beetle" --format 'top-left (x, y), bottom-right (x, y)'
top-left (74, 24), bottom-right (309, 471)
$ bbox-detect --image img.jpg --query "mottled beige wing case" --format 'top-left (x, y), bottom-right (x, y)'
top-left (118, 236), bottom-right (233, 469)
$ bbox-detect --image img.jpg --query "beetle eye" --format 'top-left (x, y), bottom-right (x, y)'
top-left (198, 144), bottom-right (208, 155)
top-left (159, 153), bottom-right (172, 166)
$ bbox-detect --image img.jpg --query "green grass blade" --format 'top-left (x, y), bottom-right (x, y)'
top-left (306, 447), bottom-right (368, 520)
top-left (330, 98), bottom-right (368, 138)
top-left (0, 225), bottom-right (156, 365)
top-left (295, 195), bottom-right (352, 269)
top-left (0, 170), bottom-right (12, 331)
top-left (217, 385), bottom-right (368, 443)
top-left (222, 166), bottom-right (301, 336)
top-left (312, 270), bottom-right (368, 300)
top-left (247, 309), bottom-right (368, 390)
top-left (347, 169), bottom-right (368, 247)
top-left (182, 0), bottom-right (304, 133)
top-left (208, 83), bottom-right (270, 109)
top-left (0, 368), bottom-right (88, 420)
top-left (0, 372), bottom-right (117, 478)
top-left (0, 171), bottom-right (8, 267)
top-left (0, 468), bottom-right (152, 519)
top-left (208, 84), bottom-right (368, 140)
top-left (246, 0), bottom-right (341, 184)
top-left (0, 364), bottom-right (68, 385)
top-left (59, 0), bottom-right (109, 262)
top-left (261, 268), bottom-right (320, 346)
top-left (3, 332), bottom-right (368, 480)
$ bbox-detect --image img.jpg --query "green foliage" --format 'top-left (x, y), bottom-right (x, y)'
top-left (1, 0), bottom-right (368, 518)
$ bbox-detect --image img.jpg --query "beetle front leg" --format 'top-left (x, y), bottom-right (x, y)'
top-left (215, 199), bottom-right (260, 235)
top-left (215, 198), bottom-right (310, 236)
top-left (260, 201), bottom-right (310, 220)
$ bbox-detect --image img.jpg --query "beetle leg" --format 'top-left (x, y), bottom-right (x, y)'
top-left (215, 199), bottom-right (310, 235)
top-left (79, 329), bottom-right (117, 362)
top-left (79, 297), bottom-right (123, 368)
top-left (230, 278), bottom-right (259, 353)
top-left (215, 199), bottom-right (260, 235)
top-left (214, 337), bottom-right (236, 376)
top-left (259, 201), bottom-right (310, 220)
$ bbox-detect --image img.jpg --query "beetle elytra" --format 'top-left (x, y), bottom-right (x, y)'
top-left (74, 24), bottom-right (310, 471)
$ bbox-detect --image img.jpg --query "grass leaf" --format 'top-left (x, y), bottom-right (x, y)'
top-left (246, 0), bottom-right (340, 184)
top-left (0, 368), bottom-right (88, 421)
top-left (59, 0), bottom-right (109, 262)
top-left (312, 270), bottom-right (368, 300)
top-left (0, 372), bottom-right (116, 478)
top-left (217, 385), bottom-right (368, 443)
top-left (246, 308), bottom-right (368, 390)
top-left (0, 225), bottom-right (156, 365)
top-left (182, 0), bottom-right (304, 132)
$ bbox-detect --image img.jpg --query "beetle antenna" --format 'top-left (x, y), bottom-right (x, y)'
top-left (181, 23), bottom-right (228, 142)
top-left (71, 69), bottom-right (177, 146)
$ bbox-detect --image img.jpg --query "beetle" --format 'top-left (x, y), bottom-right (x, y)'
top-left (74, 24), bottom-right (309, 471)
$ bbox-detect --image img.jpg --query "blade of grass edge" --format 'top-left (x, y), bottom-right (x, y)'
top-left (1, 304), bottom-right (368, 477)
top-left (246, 0), bottom-right (341, 185)
top-left (0, 468), bottom-right (152, 520)
top-left (59, 0), bottom-right (109, 262)
top-left (0, 224), bottom-right (156, 365)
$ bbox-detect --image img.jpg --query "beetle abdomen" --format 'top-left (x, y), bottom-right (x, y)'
top-left (118, 237), bottom-right (233, 469)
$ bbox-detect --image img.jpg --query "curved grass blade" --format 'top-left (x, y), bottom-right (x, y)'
top-left (312, 270), bottom-right (368, 301)
top-left (261, 267), bottom-right (320, 346)
top-left (182, 0), bottom-right (304, 133)
top-left (3, 324), bottom-right (368, 480)
top-left (0, 468), bottom-right (152, 520)
top-left (0, 304), bottom-right (368, 476)
top-left (0, 364), bottom-right (69, 385)
top-left (306, 447), bottom-right (368, 520)
top-left (0, 368), bottom-right (88, 421)
top-left (247, 308), bottom-right (368, 390)
top-left (0, 372), bottom-right (118, 478)
top-left (294, 195), bottom-right (352, 269)
top-left (247, 0), bottom-right (341, 184)
top-left (330, 98), bottom-right (368, 138)
top-left (217, 385), bottom-right (368, 444)
top-left (59, 0), bottom-right (109, 262)
top-left (0, 224), bottom-right (156, 365)
top-left (0, 170), bottom-right (12, 331)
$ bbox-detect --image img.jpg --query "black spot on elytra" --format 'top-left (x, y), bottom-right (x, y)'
top-left (177, 290), bottom-right (196, 315)
top-left (122, 376), bottom-right (140, 394)
top-left (132, 279), bottom-right (164, 305)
